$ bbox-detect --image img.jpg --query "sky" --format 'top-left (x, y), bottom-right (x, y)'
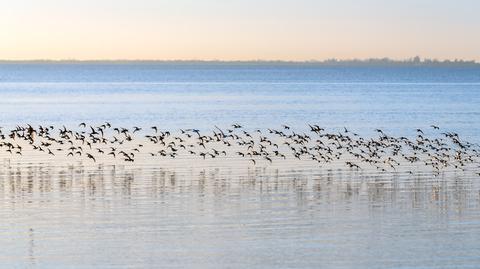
top-left (1, 0), bottom-right (479, 61)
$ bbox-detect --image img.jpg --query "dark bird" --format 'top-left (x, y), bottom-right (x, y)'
top-left (86, 153), bottom-right (96, 162)
top-left (133, 127), bottom-right (142, 133)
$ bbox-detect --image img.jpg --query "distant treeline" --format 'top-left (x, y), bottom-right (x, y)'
top-left (317, 56), bottom-right (478, 66)
top-left (0, 57), bottom-right (478, 66)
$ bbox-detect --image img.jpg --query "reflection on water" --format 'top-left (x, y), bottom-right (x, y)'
top-left (1, 161), bottom-right (479, 268)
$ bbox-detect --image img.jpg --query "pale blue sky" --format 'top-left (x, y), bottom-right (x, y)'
top-left (1, 0), bottom-right (479, 60)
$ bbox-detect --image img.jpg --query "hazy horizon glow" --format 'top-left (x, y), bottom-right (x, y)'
top-left (1, 0), bottom-right (479, 61)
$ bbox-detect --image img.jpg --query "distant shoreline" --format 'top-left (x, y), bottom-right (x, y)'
top-left (0, 57), bottom-right (479, 67)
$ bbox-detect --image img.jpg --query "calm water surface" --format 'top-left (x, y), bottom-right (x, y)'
top-left (0, 63), bottom-right (480, 268)
top-left (0, 63), bottom-right (479, 139)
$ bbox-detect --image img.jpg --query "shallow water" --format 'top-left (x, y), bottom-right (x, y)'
top-left (1, 163), bottom-right (480, 268)
top-left (1, 64), bottom-right (480, 268)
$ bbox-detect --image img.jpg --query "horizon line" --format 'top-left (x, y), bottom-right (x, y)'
top-left (0, 57), bottom-right (478, 65)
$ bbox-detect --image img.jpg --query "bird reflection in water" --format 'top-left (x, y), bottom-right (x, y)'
top-left (0, 162), bottom-right (478, 268)
top-left (0, 162), bottom-right (478, 212)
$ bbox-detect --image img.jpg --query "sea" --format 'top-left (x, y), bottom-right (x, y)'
top-left (0, 63), bottom-right (479, 268)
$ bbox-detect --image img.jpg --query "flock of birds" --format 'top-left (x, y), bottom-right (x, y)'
top-left (0, 123), bottom-right (479, 175)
